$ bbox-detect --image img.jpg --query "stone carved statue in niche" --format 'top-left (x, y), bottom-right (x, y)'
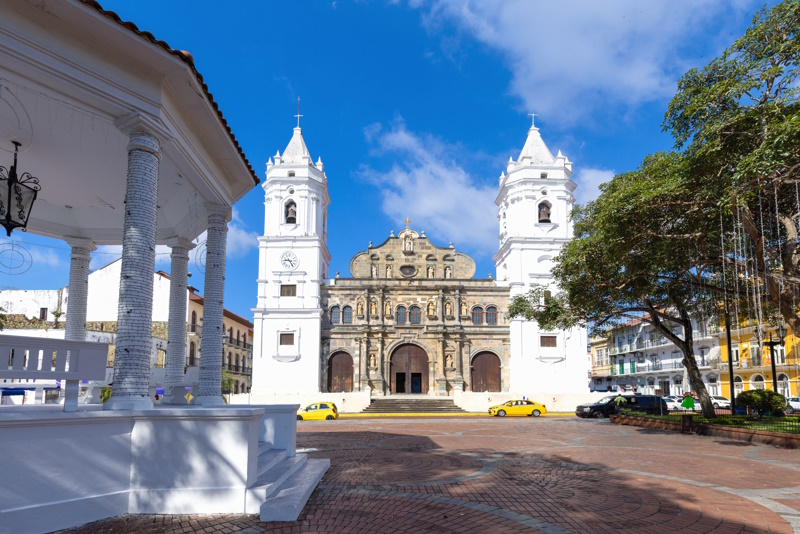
top-left (371, 264), bottom-right (377, 278)
top-left (386, 265), bottom-right (392, 278)
top-left (445, 354), bottom-right (453, 368)
top-left (404, 235), bottom-right (412, 252)
top-left (385, 301), bottom-right (391, 316)
top-left (357, 301), bottom-right (363, 316)
top-left (370, 300), bottom-right (377, 316)
top-left (445, 301), bottom-right (452, 317)
top-left (444, 266), bottom-right (452, 279)
top-left (461, 301), bottom-right (468, 316)
top-left (427, 265), bottom-right (434, 278)
top-left (427, 301), bottom-right (435, 316)
top-left (369, 354), bottom-right (376, 368)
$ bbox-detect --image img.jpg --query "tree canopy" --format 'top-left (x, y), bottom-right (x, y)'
top-left (510, 1), bottom-right (800, 416)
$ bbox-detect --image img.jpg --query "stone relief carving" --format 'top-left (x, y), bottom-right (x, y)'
top-left (445, 301), bottom-right (452, 317)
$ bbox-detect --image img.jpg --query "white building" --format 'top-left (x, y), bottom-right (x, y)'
top-left (249, 121), bottom-right (591, 410)
top-left (590, 317), bottom-right (722, 396)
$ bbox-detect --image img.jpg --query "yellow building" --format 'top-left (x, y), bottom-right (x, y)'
top-left (719, 324), bottom-right (799, 399)
top-left (588, 336), bottom-right (614, 392)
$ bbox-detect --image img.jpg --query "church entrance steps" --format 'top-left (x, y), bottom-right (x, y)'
top-left (360, 397), bottom-right (470, 414)
top-left (247, 443), bottom-right (330, 521)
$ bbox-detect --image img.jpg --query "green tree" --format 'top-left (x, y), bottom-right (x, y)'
top-left (221, 369), bottom-right (234, 403)
top-left (510, 152), bottom-right (725, 417)
top-left (664, 1), bottom-right (800, 336)
top-left (736, 389), bottom-right (787, 415)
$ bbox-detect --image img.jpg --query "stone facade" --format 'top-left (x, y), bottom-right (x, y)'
top-left (323, 227), bottom-right (510, 395)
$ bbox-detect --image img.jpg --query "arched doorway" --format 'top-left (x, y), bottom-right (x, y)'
top-left (390, 344), bottom-right (429, 394)
top-left (328, 352), bottom-right (354, 392)
top-left (471, 352), bottom-right (501, 392)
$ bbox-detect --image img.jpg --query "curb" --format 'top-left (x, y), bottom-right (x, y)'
top-left (338, 412), bottom-right (576, 418)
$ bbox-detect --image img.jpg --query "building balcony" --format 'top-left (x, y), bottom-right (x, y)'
top-left (188, 324), bottom-right (202, 335)
top-left (224, 337), bottom-right (253, 350)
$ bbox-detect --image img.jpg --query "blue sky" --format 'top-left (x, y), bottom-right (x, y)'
top-left (0, 0), bottom-right (774, 319)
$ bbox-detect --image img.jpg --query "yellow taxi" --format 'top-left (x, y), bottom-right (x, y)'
top-left (489, 399), bottom-right (547, 417)
top-left (296, 402), bottom-right (339, 421)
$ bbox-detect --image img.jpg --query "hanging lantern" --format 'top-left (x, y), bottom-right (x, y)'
top-left (0, 141), bottom-right (40, 236)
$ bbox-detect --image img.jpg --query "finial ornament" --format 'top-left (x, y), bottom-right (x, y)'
top-left (404, 217), bottom-right (411, 229)
top-left (294, 97), bottom-right (303, 128)
top-left (528, 112), bottom-right (538, 127)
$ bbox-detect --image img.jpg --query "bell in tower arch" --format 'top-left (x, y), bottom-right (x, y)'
top-left (285, 201), bottom-right (297, 224)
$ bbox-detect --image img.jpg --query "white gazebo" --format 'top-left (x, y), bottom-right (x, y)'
top-left (0, 2), bottom-right (326, 532)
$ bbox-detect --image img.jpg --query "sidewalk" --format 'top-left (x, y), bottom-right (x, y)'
top-left (57, 417), bottom-right (800, 533)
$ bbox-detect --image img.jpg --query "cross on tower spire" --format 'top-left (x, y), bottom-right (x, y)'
top-left (294, 97), bottom-right (303, 128)
top-left (528, 113), bottom-right (538, 128)
top-left (404, 217), bottom-right (411, 229)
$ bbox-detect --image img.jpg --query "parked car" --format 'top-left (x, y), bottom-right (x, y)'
top-left (663, 396), bottom-right (682, 411)
top-left (710, 396), bottom-right (731, 409)
top-left (785, 397), bottom-right (800, 414)
top-left (489, 399), bottom-right (547, 417)
top-left (297, 402), bottom-right (338, 421)
top-left (575, 395), bottom-right (668, 418)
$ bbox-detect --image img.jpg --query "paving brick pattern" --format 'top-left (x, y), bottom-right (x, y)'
top-left (56, 418), bottom-right (800, 533)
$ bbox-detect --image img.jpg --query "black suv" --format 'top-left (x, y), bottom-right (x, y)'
top-left (576, 394), bottom-right (668, 419)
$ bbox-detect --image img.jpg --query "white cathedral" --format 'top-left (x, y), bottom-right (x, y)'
top-left (248, 122), bottom-right (589, 409)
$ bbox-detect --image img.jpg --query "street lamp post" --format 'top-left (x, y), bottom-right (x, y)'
top-left (0, 141), bottom-right (41, 236)
top-left (764, 324), bottom-right (788, 394)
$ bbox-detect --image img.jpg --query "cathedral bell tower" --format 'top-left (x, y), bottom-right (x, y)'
top-left (493, 119), bottom-right (588, 394)
top-left (251, 126), bottom-right (331, 395)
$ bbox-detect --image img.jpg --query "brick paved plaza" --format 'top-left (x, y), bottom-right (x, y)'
top-left (58, 417), bottom-right (800, 533)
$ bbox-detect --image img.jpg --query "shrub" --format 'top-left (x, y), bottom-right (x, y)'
top-left (735, 389), bottom-right (786, 415)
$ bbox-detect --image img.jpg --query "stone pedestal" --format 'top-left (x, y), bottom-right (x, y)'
top-left (436, 378), bottom-right (447, 396)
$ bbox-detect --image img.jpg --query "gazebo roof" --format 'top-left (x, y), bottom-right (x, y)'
top-left (0, 0), bottom-right (258, 244)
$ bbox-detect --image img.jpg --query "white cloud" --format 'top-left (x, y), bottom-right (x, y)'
top-left (359, 120), bottom-right (498, 255)
top-left (574, 167), bottom-right (614, 206)
top-left (28, 247), bottom-right (62, 268)
top-left (409, 0), bottom-right (755, 126)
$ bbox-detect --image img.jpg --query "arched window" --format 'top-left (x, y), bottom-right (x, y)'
top-left (485, 306), bottom-right (498, 325)
top-left (330, 306), bottom-right (340, 323)
top-left (227, 352), bottom-right (232, 370)
top-left (228, 327), bottom-right (233, 344)
top-left (778, 374), bottom-right (790, 397)
top-left (235, 355), bottom-right (240, 372)
top-left (236, 330), bottom-right (241, 345)
top-left (342, 305), bottom-right (353, 324)
top-left (190, 311), bottom-right (198, 332)
top-left (189, 342), bottom-right (196, 366)
top-left (234, 382), bottom-right (239, 394)
top-left (396, 306), bottom-right (407, 325)
top-left (751, 374), bottom-right (765, 390)
top-left (538, 202), bottom-right (551, 223)
top-left (734, 375), bottom-right (744, 396)
top-left (285, 200), bottom-right (297, 224)
top-left (409, 306), bottom-right (422, 324)
top-left (472, 307), bottom-right (484, 324)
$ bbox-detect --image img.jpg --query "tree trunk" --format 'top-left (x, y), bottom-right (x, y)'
top-left (645, 303), bottom-right (716, 417)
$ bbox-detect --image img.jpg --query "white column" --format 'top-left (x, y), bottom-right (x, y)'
top-left (64, 237), bottom-right (95, 411)
top-left (105, 130), bottom-right (160, 410)
top-left (162, 237), bottom-right (194, 404)
top-left (195, 205), bottom-right (231, 405)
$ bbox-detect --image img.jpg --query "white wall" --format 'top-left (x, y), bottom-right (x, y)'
top-left (0, 289), bottom-right (61, 321)
top-left (454, 391), bottom-right (610, 413)
top-left (0, 407), bottom-right (271, 534)
top-left (237, 389), bottom-right (371, 414)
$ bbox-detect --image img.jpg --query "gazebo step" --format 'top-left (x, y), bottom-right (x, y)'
top-left (257, 448), bottom-right (288, 478)
top-left (259, 458), bottom-right (330, 522)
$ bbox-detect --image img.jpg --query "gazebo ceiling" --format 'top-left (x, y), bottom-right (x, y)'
top-left (0, 0), bottom-right (258, 245)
